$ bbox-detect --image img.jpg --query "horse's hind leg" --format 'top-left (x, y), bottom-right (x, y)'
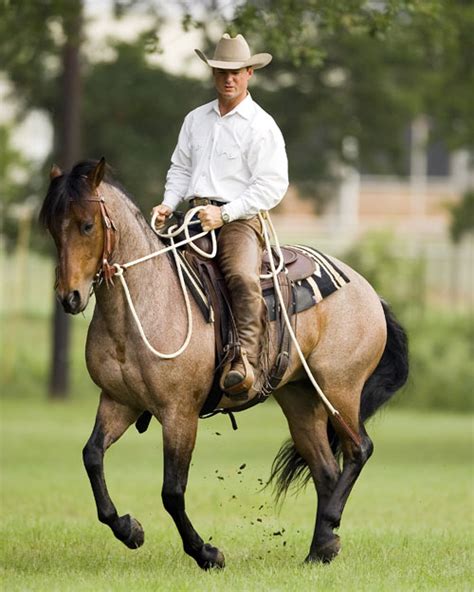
top-left (305, 382), bottom-right (374, 563)
top-left (82, 391), bottom-right (143, 549)
top-left (320, 418), bottom-right (373, 548)
top-left (160, 405), bottom-right (225, 570)
top-left (274, 385), bottom-right (342, 563)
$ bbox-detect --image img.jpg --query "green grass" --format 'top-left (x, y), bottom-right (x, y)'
top-left (1, 396), bottom-right (473, 591)
top-left (1, 250), bottom-right (473, 589)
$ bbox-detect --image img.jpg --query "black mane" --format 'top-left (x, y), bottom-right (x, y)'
top-left (39, 160), bottom-right (120, 232)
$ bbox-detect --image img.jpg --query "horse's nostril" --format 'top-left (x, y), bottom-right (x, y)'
top-left (62, 291), bottom-right (81, 313)
top-left (71, 290), bottom-right (80, 306)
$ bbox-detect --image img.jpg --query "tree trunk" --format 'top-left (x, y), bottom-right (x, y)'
top-left (49, 4), bottom-right (83, 398)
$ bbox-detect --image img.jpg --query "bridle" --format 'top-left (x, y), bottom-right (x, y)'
top-left (82, 193), bottom-right (117, 286)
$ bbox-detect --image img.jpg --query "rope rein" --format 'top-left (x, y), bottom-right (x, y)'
top-left (111, 205), bottom-right (215, 359)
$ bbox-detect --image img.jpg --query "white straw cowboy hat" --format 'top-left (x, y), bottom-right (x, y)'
top-left (195, 33), bottom-right (272, 70)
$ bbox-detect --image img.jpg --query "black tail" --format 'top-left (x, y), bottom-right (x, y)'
top-left (359, 299), bottom-right (409, 422)
top-left (268, 299), bottom-right (409, 502)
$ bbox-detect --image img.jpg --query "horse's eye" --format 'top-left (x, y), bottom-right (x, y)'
top-left (81, 221), bottom-right (94, 235)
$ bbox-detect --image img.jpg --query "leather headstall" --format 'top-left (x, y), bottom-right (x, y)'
top-left (82, 192), bottom-right (117, 287)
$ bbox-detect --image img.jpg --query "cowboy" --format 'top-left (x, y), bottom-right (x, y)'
top-left (152, 33), bottom-right (289, 395)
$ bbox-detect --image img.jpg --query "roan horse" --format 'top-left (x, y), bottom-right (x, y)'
top-left (40, 159), bottom-right (408, 569)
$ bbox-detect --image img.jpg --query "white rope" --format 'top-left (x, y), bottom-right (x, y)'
top-left (258, 212), bottom-right (339, 417)
top-left (259, 212), bottom-right (285, 279)
top-left (112, 206), bottom-right (216, 359)
top-left (121, 206), bottom-right (216, 270)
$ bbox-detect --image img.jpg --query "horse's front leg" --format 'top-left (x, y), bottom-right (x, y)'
top-left (161, 407), bottom-right (225, 570)
top-left (82, 391), bottom-right (144, 549)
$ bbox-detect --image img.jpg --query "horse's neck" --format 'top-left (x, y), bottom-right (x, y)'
top-left (94, 185), bottom-right (175, 319)
top-left (106, 185), bottom-right (162, 264)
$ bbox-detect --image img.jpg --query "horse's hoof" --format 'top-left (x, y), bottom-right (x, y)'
top-left (198, 543), bottom-right (225, 570)
top-left (305, 535), bottom-right (341, 564)
top-left (115, 514), bottom-right (145, 549)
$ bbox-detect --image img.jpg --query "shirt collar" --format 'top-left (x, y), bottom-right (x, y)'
top-left (210, 93), bottom-right (254, 120)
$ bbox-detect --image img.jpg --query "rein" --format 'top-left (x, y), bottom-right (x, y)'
top-left (87, 193), bottom-right (216, 359)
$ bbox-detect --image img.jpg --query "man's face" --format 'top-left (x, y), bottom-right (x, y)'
top-left (212, 67), bottom-right (253, 102)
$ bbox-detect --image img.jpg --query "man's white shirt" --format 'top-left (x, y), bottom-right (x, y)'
top-left (163, 94), bottom-right (289, 222)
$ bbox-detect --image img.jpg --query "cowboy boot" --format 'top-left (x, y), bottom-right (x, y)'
top-left (220, 293), bottom-right (263, 396)
top-left (220, 349), bottom-right (255, 396)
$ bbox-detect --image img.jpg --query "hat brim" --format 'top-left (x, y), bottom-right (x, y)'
top-left (195, 49), bottom-right (272, 70)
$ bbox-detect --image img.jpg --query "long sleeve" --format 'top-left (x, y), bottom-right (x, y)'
top-left (162, 116), bottom-right (192, 211)
top-left (221, 124), bottom-right (289, 222)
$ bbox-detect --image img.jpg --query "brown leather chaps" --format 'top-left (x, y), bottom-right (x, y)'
top-left (216, 216), bottom-right (265, 369)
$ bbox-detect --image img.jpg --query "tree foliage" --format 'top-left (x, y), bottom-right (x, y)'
top-left (230, 2), bottom-right (443, 57)
top-left (227, 0), bottom-right (474, 181)
top-left (0, 0), bottom-right (75, 113)
top-left (82, 37), bottom-right (211, 211)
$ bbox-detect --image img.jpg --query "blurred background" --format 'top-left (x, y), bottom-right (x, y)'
top-left (1, 0), bottom-right (473, 411)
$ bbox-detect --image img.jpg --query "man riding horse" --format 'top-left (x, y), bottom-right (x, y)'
top-left (152, 33), bottom-right (289, 396)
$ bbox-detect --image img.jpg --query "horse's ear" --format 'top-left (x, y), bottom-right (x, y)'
top-left (50, 164), bottom-right (63, 179)
top-left (88, 157), bottom-right (106, 189)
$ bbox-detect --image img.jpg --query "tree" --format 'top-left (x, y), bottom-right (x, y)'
top-left (82, 37), bottom-right (211, 212)
top-left (1, 1), bottom-right (86, 397)
top-left (1, 1), bottom-right (86, 398)
top-left (0, 1), bottom-right (169, 398)
top-left (2, 0), bottom-right (472, 398)
top-left (49, 3), bottom-right (83, 398)
top-left (183, 0), bottom-right (473, 202)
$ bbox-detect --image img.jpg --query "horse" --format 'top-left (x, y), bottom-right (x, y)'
top-left (39, 158), bottom-right (409, 569)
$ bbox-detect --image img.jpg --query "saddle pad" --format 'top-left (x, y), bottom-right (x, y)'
top-left (264, 245), bottom-right (350, 320)
top-left (176, 245), bottom-right (350, 323)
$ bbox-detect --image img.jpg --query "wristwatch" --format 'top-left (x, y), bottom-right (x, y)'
top-left (221, 208), bottom-right (231, 224)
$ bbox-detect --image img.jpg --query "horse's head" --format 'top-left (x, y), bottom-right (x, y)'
top-left (39, 158), bottom-right (113, 314)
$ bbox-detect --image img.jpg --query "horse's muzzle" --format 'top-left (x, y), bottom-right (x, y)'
top-left (61, 290), bottom-right (83, 314)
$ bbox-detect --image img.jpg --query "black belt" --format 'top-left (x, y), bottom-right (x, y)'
top-left (189, 197), bottom-right (223, 208)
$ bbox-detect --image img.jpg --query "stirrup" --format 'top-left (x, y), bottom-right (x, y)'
top-left (219, 350), bottom-right (254, 398)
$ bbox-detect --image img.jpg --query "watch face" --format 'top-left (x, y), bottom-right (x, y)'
top-left (222, 211), bottom-right (230, 224)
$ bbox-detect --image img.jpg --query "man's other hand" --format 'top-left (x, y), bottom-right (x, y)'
top-left (151, 204), bottom-right (172, 229)
top-left (198, 205), bottom-right (225, 232)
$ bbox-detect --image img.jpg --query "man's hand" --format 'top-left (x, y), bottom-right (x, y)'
top-left (151, 204), bottom-right (172, 229)
top-left (198, 205), bottom-right (225, 232)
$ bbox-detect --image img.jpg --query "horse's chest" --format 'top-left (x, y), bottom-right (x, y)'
top-left (86, 324), bottom-right (146, 404)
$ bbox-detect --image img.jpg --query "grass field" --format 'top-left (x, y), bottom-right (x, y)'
top-left (1, 252), bottom-right (473, 590)
top-left (1, 394), bottom-right (472, 591)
